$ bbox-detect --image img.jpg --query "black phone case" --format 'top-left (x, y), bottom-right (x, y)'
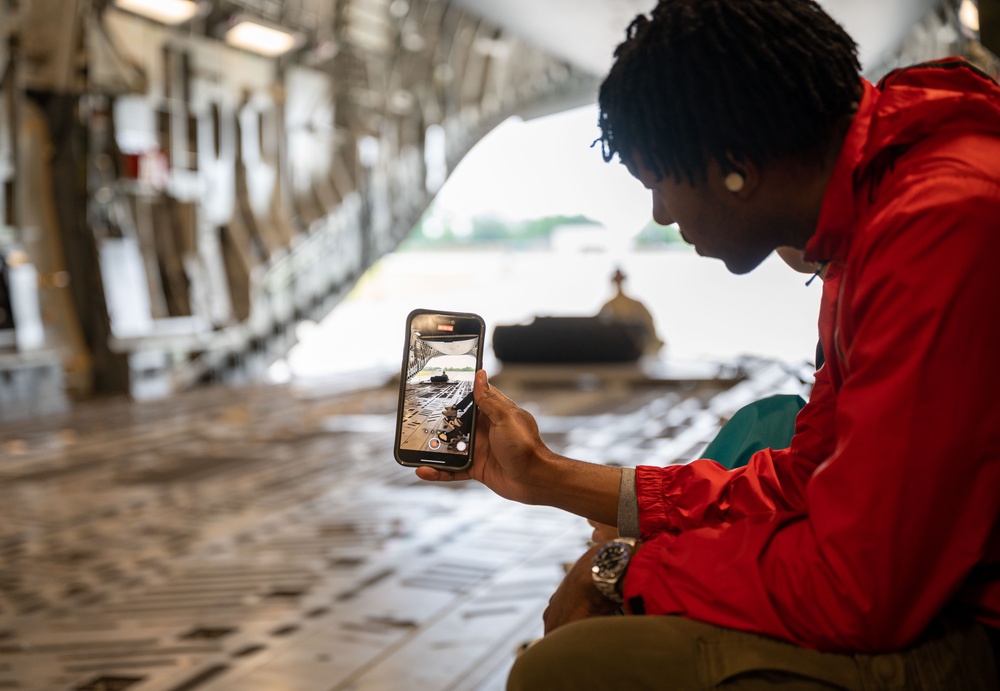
top-left (393, 308), bottom-right (485, 471)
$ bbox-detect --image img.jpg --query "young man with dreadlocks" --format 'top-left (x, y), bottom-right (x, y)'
top-left (418, 0), bottom-right (1000, 686)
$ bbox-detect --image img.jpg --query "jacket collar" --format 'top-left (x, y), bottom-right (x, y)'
top-left (803, 80), bottom-right (876, 266)
top-left (803, 58), bottom-right (1000, 266)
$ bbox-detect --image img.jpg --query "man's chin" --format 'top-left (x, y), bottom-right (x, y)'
top-left (721, 253), bottom-right (769, 276)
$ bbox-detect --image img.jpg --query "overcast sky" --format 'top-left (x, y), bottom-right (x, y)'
top-left (429, 105), bottom-right (652, 238)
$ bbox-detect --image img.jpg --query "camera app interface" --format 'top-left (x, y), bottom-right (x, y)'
top-left (398, 314), bottom-right (480, 456)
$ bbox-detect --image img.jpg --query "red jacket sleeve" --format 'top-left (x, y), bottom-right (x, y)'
top-left (636, 360), bottom-right (837, 534)
top-left (624, 177), bottom-right (1000, 653)
top-left (637, 266), bottom-right (842, 535)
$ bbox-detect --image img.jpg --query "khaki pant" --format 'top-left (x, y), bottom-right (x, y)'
top-left (507, 616), bottom-right (998, 690)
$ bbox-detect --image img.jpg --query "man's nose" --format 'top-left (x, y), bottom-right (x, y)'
top-left (652, 195), bottom-right (675, 226)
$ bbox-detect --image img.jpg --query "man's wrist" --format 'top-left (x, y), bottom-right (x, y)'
top-left (520, 447), bottom-right (565, 505)
top-left (527, 455), bottom-right (623, 527)
top-left (591, 537), bottom-right (639, 603)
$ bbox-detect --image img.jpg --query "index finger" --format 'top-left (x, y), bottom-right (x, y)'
top-left (415, 466), bottom-right (472, 483)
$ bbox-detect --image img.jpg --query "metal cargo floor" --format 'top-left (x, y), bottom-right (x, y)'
top-left (0, 360), bottom-right (805, 691)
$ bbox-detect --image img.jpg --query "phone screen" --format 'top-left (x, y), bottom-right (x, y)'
top-left (394, 309), bottom-right (485, 471)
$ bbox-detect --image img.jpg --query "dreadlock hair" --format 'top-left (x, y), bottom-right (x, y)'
top-left (597, 0), bottom-right (861, 185)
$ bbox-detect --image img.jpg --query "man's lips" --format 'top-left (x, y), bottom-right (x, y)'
top-left (679, 229), bottom-right (703, 254)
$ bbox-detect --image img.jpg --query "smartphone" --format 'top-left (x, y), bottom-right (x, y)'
top-left (394, 309), bottom-right (485, 471)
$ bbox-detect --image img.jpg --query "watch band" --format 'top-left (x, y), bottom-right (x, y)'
top-left (591, 537), bottom-right (638, 603)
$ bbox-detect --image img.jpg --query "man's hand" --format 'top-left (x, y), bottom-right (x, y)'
top-left (415, 369), bottom-right (625, 525)
top-left (589, 519), bottom-right (619, 544)
top-left (542, 545), bottom-right (623, 634)
top-left (415, 370), bottom-right (555, 505)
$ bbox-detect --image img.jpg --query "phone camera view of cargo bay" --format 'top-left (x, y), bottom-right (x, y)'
top-left (400, 318), bottom-right (479, 455)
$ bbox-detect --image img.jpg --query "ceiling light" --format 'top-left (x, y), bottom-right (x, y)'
top-left (225, 19), bottom-right (302, 57)
top-left (959, 0), bottom-right (980, 33)
top-left (113, 0), bottom-right (200, 25)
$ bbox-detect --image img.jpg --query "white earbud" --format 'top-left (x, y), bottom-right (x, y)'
top-left (724, 172), bottom-right (745, 193)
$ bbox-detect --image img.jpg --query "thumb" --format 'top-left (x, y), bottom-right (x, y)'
top-left (473, 369), bottom-right (514, 421)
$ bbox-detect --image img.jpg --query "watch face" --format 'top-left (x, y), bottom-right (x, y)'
top-left (593, 543), bottom-right (630, 579)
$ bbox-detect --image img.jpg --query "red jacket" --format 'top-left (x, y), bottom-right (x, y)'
top-left (624, 60), bottom-right (1000, 653)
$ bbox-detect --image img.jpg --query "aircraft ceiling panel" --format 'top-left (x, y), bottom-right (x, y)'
top-left (450, 0), bottom-right (654, 77)
top-left (450, 0), bottom-right (940, 78)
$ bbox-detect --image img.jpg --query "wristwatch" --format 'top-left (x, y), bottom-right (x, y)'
top-left (591, 537), bottom-right (638, 603)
